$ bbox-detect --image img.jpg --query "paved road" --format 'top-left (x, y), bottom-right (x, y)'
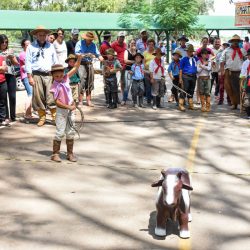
top-left (0, 77), bottom-right (249, 250)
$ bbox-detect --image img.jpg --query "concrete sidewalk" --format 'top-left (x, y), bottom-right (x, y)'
top-left (0, 75), bottom-right (249, 250)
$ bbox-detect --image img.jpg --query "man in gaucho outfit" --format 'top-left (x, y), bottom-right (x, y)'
top-left (220, 34), bottom-right (246, 110)
top-left (75, 31), bottom-right (104, 107)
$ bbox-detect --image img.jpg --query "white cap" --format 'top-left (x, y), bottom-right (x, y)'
top-left (118, 31), bottom-right (126, 37)
top-left (71, 28), bottom-right (79, 35)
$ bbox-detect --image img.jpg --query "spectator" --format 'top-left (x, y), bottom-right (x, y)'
top-left (66, 28), bottom-right (79, 55)
top-left (243, 36), bottom-right (250, 52)
top-left (53, 28), bottom-right (67, 67)
top-left (136, 29), bottom-right (148, 53)
top-left (19, 38), bottom-right (33, 118)
top-left (25, 25), bottom-right (58, 126)
top-left (0, 34), bottom-right (19, 124)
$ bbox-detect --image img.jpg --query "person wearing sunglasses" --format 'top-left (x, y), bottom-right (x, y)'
top-left (0, 34), bottom-right (19, 125)
top-left (25, 25), bottom-right (58, 127)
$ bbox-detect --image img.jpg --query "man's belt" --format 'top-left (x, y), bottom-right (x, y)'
top-left (81, 61), bottom-right (92, 65)
top-left (133, 79), bottom-right (144, 82)
top-left (32, 71), bottom-right (51, 76)
top-left (199, 76), bottom-right (210, 80)
top-left (183, 73), bottom-right (196, 77)
top-left (226, 69), bottom-right (241, 73)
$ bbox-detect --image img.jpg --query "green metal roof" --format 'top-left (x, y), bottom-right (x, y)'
top-left (0, 10), bottom-right (245, 31)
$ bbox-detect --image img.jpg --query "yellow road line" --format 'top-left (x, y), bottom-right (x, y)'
top-left (179, 120), bottom-right (203, 250)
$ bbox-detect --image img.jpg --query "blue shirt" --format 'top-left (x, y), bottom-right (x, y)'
top-left (180, 56), bottom-right (198, 75)
top-left (75, 40), bottom-right (100, 62)
top-left (168, 61), bottom-right (180, 76)
top-left (25, 40), bottom-right (58, 74)
top-left (136, 39), bottom-right (148, 53)
top-left (131, 63), bottom-right (144, 80)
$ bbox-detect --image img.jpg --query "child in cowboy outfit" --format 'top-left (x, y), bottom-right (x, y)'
top-left (168, 50), bottom-right (182, 106)
top-left (50, 55), bottom-right (82, 163)
top-left (149, 48), bottom-right (166, 110)
top-left (130, 52), bottom-right (145, 108)
top-left (64, 54), bottom-right (81, 104)
top-left (103, 48), bottom-right (122, 109)
top-left (197, 48), bottom-right (212, 112)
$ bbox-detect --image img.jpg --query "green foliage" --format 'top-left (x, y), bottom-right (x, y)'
top-left (147, 0), bottom-right (199, 33)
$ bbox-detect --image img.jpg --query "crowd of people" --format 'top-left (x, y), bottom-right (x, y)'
top-left (0, 26), bottom-right (250, 160)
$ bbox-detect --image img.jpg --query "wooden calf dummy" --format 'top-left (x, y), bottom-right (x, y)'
top-left (151, 168), bottom-right (193, 239)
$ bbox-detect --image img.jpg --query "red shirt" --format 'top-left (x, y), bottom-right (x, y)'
top-left (111, 40), bottom-right (127, 69)
top-left (0, 56), bottom-right (6, 83)
top-left (100, 40), bottom-right (111, 59)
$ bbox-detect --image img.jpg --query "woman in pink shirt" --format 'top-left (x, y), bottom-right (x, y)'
top-left (19, 39), bottom-right (32, 118)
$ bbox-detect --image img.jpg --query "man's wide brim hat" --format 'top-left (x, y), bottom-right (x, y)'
top-left (184, 44), bottom-right (195, 52)
top-left (82, 31), bottom-right (97, 40)
top-left (177, 35), bottom-right (189, 42)
top-left (229, 34), bottom-right (243, 43)
top-left (51, 64), bottom-right (65, 72)
top-left (65, 54), bottom-right (77, 63)
top-left (105, 48), bottom-right (117, 56)
top-left (30, 25), bottom-right (51, 36)
top-left (153, 48), bottom-right (165, 56)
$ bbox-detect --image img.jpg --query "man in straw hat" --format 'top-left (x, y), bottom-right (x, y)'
top-left (75, 31), bottom-right (104, 107)
top-left (26, 25), bottom-right (58, 126)
top-left (220, 34), bottom-right (247, 110)
top-left (179, 44), bottom-right (199, 111)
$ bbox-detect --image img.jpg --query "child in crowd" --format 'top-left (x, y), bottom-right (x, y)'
top-left (197, 48), bottom-right (212, 112)
top-left (130, 52), bottom-right (145, 108)
top-left (167, 50), bottom-right (182, 105)
top-left (0, 55), bottom-right (8, 126)
top-left (149, 48), bottom-right (166, 110)
top-left (240, 48), bottom-right (250, 119)
top-left (179, 44), bottom-right (198, 111)
top-left (50, 54), bottom-right (82, 163)
top-left (103, 48), bottom-right (122, 109)
top-left (64, 54), bottom-right (81, 105)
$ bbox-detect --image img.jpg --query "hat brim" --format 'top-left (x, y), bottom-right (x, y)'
top-left (82, 33), bottom-right (97, 40)
top-left (102, 33), bottom-right (112, 37)
top-left (65, 57), bottom-right (77, 63)
top-left (135, 53), bottom-right (144, 59)
top-left (30, 28), bottom-right (51, 36)
top-left (172, 52), bottom-right (182, 58)
top-left (51, 67), bottom-right (64, 72)
top-left (229, 38), bottom-right (243, 43)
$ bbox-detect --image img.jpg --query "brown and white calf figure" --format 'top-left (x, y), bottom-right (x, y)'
top-left (151, 168), bottom-right (193, 239)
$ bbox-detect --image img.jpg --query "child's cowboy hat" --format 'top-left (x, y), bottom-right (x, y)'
top-left (30, 25), bottom-right (51, 36)
top-left (82, 31), bottom-right (97, 40)
top-left (184, 44), bottom-right (195, 52)
top-left (51, 64), bottom-right (65, 72)
top-left (153, 48), bottom-right (165, 56)
top-left (172, 50), bottom-right (182, 58)
top-left (65, 54), bottom-right (77, 63)
top-left (229, 34), bottom-right (243, 43)
top-left (105, 48), bottom-right (117, 56)
top-left (177, 35), bottom-right (189, 42)
top-left (134, 52), bottom-right (144, 59)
